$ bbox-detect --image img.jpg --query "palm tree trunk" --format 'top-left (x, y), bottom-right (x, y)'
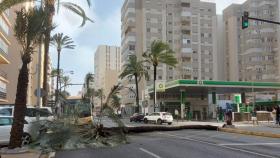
top-left (42, 0), bottom-right (55, 107)
top-left (9, 61), bottom-right (30, 148)
top-left (153, 65), bottom-right (157, 112)
top-left (55, 51), bottom-right (61, 112)
top-left (134, 74), bottom-right (139, 113)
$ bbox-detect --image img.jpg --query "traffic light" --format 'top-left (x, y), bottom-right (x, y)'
top-left (242, 11), bottom-right (249, 29)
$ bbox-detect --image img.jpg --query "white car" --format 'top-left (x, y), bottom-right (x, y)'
top-left (0, 116), bottom-right (33, 145)
top-left (0, 105), bottom-right (54, 122)
top-left (144, 112), bottom-right (173, 125)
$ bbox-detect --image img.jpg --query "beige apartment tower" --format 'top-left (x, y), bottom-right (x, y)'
top-left (121, 0), bottom-right (218, 110)
top-left (94, 45), bottom-right (121, 101)
top-left (223, 0), bottom-right (280, 82)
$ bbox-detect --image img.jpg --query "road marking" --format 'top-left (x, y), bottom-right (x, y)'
top-left (220, 143), bottom-right (280, 146)
top-left (139, 148), bottom-right (162, 158)
top-left (160, 133), bottom-right (277, 158)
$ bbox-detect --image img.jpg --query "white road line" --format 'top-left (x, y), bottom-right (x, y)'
top-left (139, 148), bottom-right (162, 158)
top-left (160, 133), bottom-right (277, 158)
top-left (220, 143), bottom-right (280, 146)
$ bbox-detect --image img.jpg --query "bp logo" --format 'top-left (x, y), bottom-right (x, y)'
top-left (158, 83), bottom-right (164, 89)
top-left (156, 81), bottom-right (165, 92)
top-left (198, 80), bottom-right (204, 85)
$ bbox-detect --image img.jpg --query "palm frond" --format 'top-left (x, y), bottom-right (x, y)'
top-left (0, 0), bottom-right (33, 13)
top-left (60, 2), bottom-right (94, 27)
top-left (143, 40), bottom-right (178, 67)
top-left (51, 33), bottom-right (75, 52)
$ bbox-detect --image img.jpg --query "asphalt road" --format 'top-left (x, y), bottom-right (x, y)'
top-left (55, 130), bottom-right (280, 158)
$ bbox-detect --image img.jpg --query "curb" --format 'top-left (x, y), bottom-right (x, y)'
top-left (218, 127), bottom-right (280, 138)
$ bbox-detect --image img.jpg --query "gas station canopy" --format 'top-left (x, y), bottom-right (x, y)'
top-left (149, 80), bottom-right (280, 94)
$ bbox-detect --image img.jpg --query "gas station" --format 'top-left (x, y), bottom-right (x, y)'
top-left (146, 80), bottom-right (280, 121)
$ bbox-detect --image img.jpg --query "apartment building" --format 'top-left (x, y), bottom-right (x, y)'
top-left (121, 0), bottom-right (218, 108)
top-left (0, 8), bottom-right (20, 103)
top-left (223, 0), bottom-right (280, 82)
top-left (94, 45), bottom-right (121, 99)
top-left (0, 2), bottom-right (50, 106)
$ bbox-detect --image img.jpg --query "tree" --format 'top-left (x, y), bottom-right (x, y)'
top-left (0, 0), bottom-right (93, 107)
top-left (110, 94), bottom-right (121, 110)
top-left (119, 55), bottom-right (148, 113)
top-left (96, 89), bottom-right (105, 111)
top-left (50, 33), bottom-right (75, 108)
top-left (61, 75), bottom-right (70, 91)
top-left (143, 41), bottom-right (177, 112)
top-left (9, 7), bottom-right (47, 149)
top-left (84, 73), bottom-right (94, 99)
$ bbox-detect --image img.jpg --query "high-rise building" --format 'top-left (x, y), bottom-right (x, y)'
top-left (121, 0), bottom-right (218, 109)
top-left (223, 0), bottom-right (280, 82)
top-left (0, 7), bottom-right (22, 103)
top-left (0, 2), bottom-right (50, 106)
top-left (94, 45), bottom-right (121, 99)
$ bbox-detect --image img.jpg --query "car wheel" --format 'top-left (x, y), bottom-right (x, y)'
top-left (21, 133), bottom-right (32, 146)
top-left (157, 119), bottom-right (162, 125)
top-left (144, 118), bottom-right (148, 124)
top-left (130, 119), bottom-right (132, 122)
top-left (168, 122), bottom-right (172, 125)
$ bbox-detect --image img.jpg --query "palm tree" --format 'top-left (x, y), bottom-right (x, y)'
top-left (110, 94), bottom-right (121, 110)
top-left (50, 33), bottom-right (75, 108)
top-left (61, 75), bottom-right (70, 91)
top-left (119, 55), bottom-right (148, 113)
top-left (96, 89), bottom-right (105, 110)
top-left (9, 7), bottom-right (47, 149)
top-left (143, 40), bottom-right (177, 112)
top-left (0, 0), bottom-right (93, 107)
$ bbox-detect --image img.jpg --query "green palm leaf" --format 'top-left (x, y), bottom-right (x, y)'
top-left (60, 2), bottom-right (94, 27)
top-left (0, 0), bottom-right (33, 12)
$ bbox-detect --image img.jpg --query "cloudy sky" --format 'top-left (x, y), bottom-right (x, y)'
top-left (51, 0), bottom-right (246, 96)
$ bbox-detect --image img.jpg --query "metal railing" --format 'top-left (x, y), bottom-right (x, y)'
top-left (0, 69), bottom-right (7, 80)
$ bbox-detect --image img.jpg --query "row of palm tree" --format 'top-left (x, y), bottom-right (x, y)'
top-left (120, 41), bottom-right (178, 113)
top-left (0, 0), bottom-right (93, 107)
top-left (0, 0), bottom-right (92, 148)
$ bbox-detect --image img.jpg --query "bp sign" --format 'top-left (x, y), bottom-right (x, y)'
top-left (156, 81), bottom-right (165, 92)
top-left (234, 94), bottom-right (241, 104)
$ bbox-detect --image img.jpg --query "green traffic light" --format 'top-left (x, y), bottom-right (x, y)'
top-left (243, 21), bottom-right (249, 27)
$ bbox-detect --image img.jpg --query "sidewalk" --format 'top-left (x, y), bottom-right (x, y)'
top-left (219, 122), bottom-right (280, 138)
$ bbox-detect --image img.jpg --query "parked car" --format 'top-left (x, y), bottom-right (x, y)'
top-left (144, 112), bottom-right (173, 125)
top-left (130, 113), bottom-right (145, 122)
top-left (0, 116), bottom-right (33, 145)
top-left (0, 105), bottom-right (54, 122)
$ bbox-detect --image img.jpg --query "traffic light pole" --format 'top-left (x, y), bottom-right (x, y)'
top-left (248, 17), bottom-right (280, 25)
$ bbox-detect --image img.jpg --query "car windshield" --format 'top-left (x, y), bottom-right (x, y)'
top-left (0, 108), bottom-right (12, 116)
top-left (163, 113), bottom-right (172, 116)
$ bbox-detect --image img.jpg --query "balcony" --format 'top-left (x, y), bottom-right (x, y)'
top-left (0, 90), bottom-right (7, 102)
top-left (0, 70), bottom-right (8, 83)
top-left (0, 47), bottom-right (9, 64)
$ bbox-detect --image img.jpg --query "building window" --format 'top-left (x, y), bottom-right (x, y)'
top-left (129, 45), bottom-right (135, 51)
top-left (158, 76), bottom-right (162, 80)
top-left (0, 17), bottom-right (9, 35)
top-left (147, 28), bottom-right (150, 32)
top-left (0, 38), bottom-right (8, 54)
top-left (181, 3), bottom-right (190, 7)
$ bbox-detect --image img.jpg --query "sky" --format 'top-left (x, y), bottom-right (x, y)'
top-left (51, 0), bottom-right (246, 96)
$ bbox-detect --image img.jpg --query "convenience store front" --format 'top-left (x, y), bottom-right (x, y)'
top-left (147, 80), bottom-right (280, 120)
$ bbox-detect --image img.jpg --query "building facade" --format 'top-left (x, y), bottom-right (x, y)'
top-left (223, 0), bottom-right (280, 82)
top-left (0, 2), bottom-right (50, 107)
top-left (0, 7), bottom-right (20, 103)
top-left (94, 45), bottom-right (121, 99)
top-left (121, 0), bottom-right (218, 111)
